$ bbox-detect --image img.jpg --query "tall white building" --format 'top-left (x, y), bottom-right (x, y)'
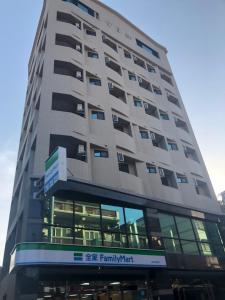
top-left (1, 1), bottom-right (225, 299)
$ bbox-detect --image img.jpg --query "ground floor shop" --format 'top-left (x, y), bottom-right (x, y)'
top-left (8, 265), bottom-right (225, 300)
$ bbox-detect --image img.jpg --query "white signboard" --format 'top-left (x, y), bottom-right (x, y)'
top-left (44, 147), bottom-right (67, 193)
top-left (11, 243), bottom-right (167, 270)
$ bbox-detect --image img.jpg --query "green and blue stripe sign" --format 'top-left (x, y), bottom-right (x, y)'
top-left (10, 243), bottom-right (166, 271)
top-left (44, 147), bottom-right (67, 193)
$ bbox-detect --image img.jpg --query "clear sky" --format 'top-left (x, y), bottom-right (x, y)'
top-left (0, 0), bottom-right (225, 264)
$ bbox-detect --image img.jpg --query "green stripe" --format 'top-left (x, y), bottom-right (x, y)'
top-left (16, 243), bottom-right (165, 256)
top-left (45, 149), bottom-right (59, 171)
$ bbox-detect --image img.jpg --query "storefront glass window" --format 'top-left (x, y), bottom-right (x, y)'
top-left (75, 202), bottom-right (101, 230)
top-left (42, 198), bottom-right (148, 250)
top-left (125, 208), bottom-right (146, 235)
top-left (181, 240), bottom-right (199, 255)
top-left (158, 213), bottom-right (178, 238)
top-left (175, 216), bottom-right (195, 240)
top-left (75, 228), bottom-right (102, 246)
top-left (103, 232), bottom-right (127, 248)
top-left (192, 219), bottom-right (208, 242)
top-left (163, 238), bottom-right (181, 253)
top-left (101, 205), bottom-right (125, 232)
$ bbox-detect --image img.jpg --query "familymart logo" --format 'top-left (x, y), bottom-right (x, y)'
top-left (74, 252), bottom-right (83, 261)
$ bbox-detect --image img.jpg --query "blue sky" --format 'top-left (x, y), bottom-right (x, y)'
top-left (0, 0), bottom-right (225, 264)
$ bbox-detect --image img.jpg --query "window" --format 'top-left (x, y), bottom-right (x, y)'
top-left (158, 213), bottom-right (225, 257)
top-left (102, 35), bottom-right (117, 52)
top-left (44, 198), bottom-right (148, 249)
top-left (113, 116), bottom-right (132, 136)
top-left (124, 49), bottom-right (131, 58)
top-left (174, 118), bottom-right (189, 132)
top-left (134, 97), bottom-right (142, 107)
top-left (159, 168), bottom-right (178, 188)
top-left (144, 102), bottom-right (159, 118)
top-left (49, 134), bottom-right (87, 162)
top-left (136, 39), bottom-right (159, 58)
top-left (52, 92), bottom-right (85, 117)
top-left (133, 56), bottom-right (146, 69)
top-left (94, 150), bottom-right (108, 157)
top-left (167, 139), bottom-right (178, 151)
top-left (152, 85), bottom-right (162, 95)
top-left (167, 93), bottom-right (180, 107)
top-left (159, 110), bottom-right (169, 120)
top-left (108, 83), bottom-right (127, 103)
top-left (146, 164), bottom-right (157, 174)
top-left (161, 73), bottom-right (173, 85)
top-left (105, 57), bottom-right (122, 75)
top-left (86, 29), bottom-right (96, 36)
top-left (194, 179), bottom-right (211, 197)
top-left (118, 155), bottom-right (137, 176)
top-left (91, 111), bottom-right (105, 120)
top-left (54, 60), bottom-right (83, 81)
top-left (63, 0), bottom-right (96, 18)
top-left (128, 71), bottom-right (136, 81)
top-left (184, 146), bottom-right (199, 162)
top-left (88, 51), bottom-right (99, 58)
top-left (89, 78), bottom-right (101, 86)
top-left (151, 132), bottom-right (167, 150)
top-left (176, 173), bottom-right (188, 183)
top-left (57, 12), bottom-right (81, 29)
top-left (55, 33), bottom-right (82, 53)
top-left (138, 77), bottom-right (152, 92)
top-left (147, 64), bottom-right (156, 73)
top-left (140, 130), bottom-right (149, 139)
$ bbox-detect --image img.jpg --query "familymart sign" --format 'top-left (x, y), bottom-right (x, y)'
top-left (10, 243), bottom-right (166, 271)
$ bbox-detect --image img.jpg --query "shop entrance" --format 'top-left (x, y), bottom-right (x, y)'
top-left (173, 283), bottom-right (215, 300)
top-left (37, 280), bottom-right (149, 300)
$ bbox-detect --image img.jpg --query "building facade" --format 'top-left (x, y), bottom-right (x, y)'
top-left (1, 0), bottom-right (225, 299)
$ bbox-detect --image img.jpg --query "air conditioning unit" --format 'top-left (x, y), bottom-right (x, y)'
top-left (76, 71), bottom-right (82, 79)
top-left (78, 144), bottom-right (85, 154)
top-left (117, 152), bottom-right (124, 162)
top-left (133, 56), bottom-right (138, 62)
top-left (76, 44), bottom-right (81, 51)
top-left (77, 103), bottom-right (84, 112)
top-left (150, 132), bottom-right (156, 140)
top-left (102, 34), bottom-right (107, 41)
top-left (159, 168), bottom-right (165, 178)
top-left (105, 57), bottom-right (110, 63)
top-left (138, 77), bottom-right (143, 83)
top-left (75, 23), bottom-right (80, 29)
top-left (108, 82), bottom-right (113, 90)
top-left (112, 114), bottom-right (118, 123)
top-left (33, 189), bottom-right (44, 200)
top-left (144, 102), bottom-right (149, 109)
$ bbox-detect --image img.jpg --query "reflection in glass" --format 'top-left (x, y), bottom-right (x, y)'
top-left (103, 232), bottom-right (127, 248)
top-left (163, 238), bottom-right (181, 253)
top-left (75, 202), bottom-right (101, 229)
top-left (175, 216), bottom-right (195, 240)
top-left (75, 228), bottom-right (102, 246)
top-left (52, 198), bottom-right (74, 227)
top-left (42, 226), bottom-right (73, 244)
top-left (192, 219), bottom-right (208, 242)
top-left (181, 240), bottom-right (199, 255)
top-left (128, 235), bottom-right (148, 249)
top-left (158, 214), bottom-right (178, 238)
top-left (125, 208), bottom-right (146, 235)
top-left (199, 242), bottom-right (212, 256)
top-left (101, 205), bottom-right (125, 232)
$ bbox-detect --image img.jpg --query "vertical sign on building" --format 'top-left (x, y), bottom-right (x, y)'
top-left (44, 147), bottom-right (67, 193)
